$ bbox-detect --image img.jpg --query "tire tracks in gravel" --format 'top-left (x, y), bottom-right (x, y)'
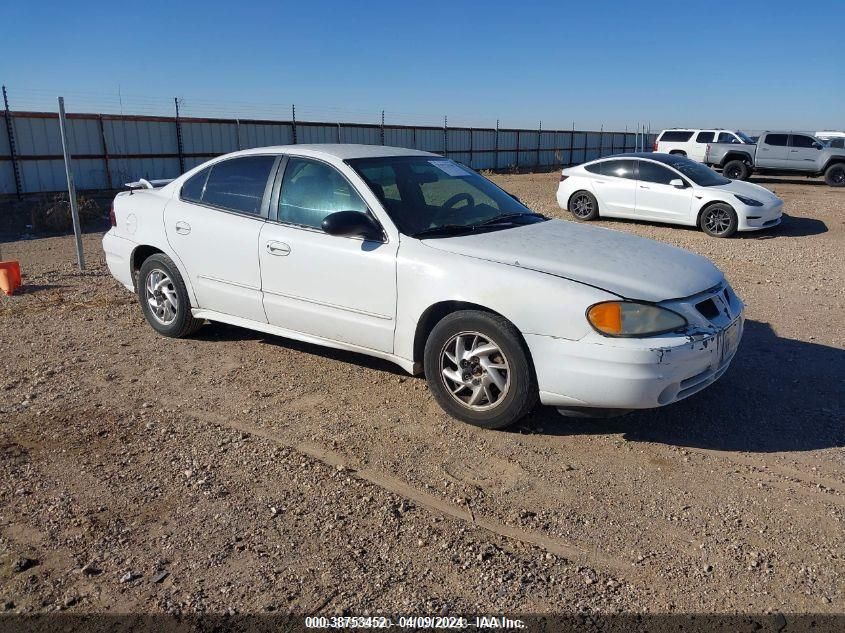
top-left (202, 414), bottom-right (639, 579)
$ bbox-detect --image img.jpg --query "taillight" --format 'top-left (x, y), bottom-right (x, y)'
top-left (109, 202), bottom-right (116, 227)
top-left (560, 173), bottom-right (569, 182)
top-left (652, 140), bottom-right (658, 151)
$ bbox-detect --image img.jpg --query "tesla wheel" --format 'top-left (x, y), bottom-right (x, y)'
top-left (723, 160), bottom-right (749, 181)
top-left (424, 310), bottom-right (538, 429)
top-left (568, 191), bottom-right (599, 221)
top-left (824, 163), bottom-right (845, 187)
top-left (137, 253), bottom-right (203, 337)
top-left (699, 203), bottom-right (738, 238)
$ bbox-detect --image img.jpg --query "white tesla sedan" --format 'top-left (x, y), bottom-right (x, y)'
top-left (103, 145), bottom-right (743, 429)
top-left (557, 153), bottom-right (783, 237)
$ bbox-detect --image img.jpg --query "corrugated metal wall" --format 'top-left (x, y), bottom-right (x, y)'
top-left (0, 111), bottom-right (657, 195)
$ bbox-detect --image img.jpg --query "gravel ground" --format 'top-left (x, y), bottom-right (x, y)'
top-left (0, 174), bottom-right (842, 619)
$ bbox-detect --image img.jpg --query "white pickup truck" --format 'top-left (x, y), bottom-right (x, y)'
top-left (704, 131), bottom-right (845, 186)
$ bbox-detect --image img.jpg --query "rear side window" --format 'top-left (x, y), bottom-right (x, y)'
top-left (717, 132), bottom-right (740, 143)
top-left (279, 158), bottom-right (367, 229)
top-left (789, 135), bottom-right (817, 148)
top-left (584, 162), bottom-right (603, 175)
top-left (181, 167), bottom-right (210, 203)
top-left (659, 131), bottom-right (694, 142)
top-left (764, 133), bottom-right (788, 146)
top-left (200, 156), bottom-right (276, 215)
top-left (637, 161), bottom-right (678, 185)
top-left (600, 159), bottom-right (636, 179)
top-left (830, 138), bottom-right (845, 149)
top-left (695, 132), bottom-right (715, 143)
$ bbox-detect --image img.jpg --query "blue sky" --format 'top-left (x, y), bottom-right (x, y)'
top-left (3, 0), bottom-right (843, 131)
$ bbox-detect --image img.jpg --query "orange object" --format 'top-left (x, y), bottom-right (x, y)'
top-left (0, 260), bottom-right (22, 295)
top-left (587, 302), bottom-right (622, 335)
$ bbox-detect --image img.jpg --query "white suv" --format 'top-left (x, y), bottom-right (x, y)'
top-left (655, 129), bottom-right (755, 162)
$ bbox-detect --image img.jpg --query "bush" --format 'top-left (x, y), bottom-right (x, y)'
top-left (33, 193), bottom-right (104, 233)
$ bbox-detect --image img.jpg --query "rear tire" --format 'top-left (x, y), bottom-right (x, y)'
top-left (824, 163), bottom-right (845, 187)
top-left (424, 310), bottom-right (538, 429)
top-left (568, 191), bottom-right (600, 221)
top-left (723, 160), bottom-right (749, 181)
top-left (137, 253), bottom-right (204, 338)
top-left (699, 203), bottom-right (738, 238)
top-left (669, 150), bottom-right (687, 157)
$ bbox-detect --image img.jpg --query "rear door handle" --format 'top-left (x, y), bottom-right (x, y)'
top-left (266, 241), bottom-right (291, 256)
top-left (639, 185), bottom-right (650, 189)
top-left (594, 180), bottom-right (606, 184)
top-left (174, 221), bottom-right (191, 235)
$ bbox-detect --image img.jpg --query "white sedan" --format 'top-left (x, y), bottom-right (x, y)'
top-left (103, 145), bottom-right (743, 429)
top-left (557, 153), bottom-right (783, 237)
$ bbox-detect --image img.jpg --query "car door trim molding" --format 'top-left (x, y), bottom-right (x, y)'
top-left (261, 287), bottom-right (394, 320)
top-left (197, 274), bottom-right (261, 292)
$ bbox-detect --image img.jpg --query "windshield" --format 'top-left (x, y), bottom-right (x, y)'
top-left (668, 156), bottom-right (731, 186)
top-left (347, 157), bottom-right (544, 237)
top-left (736, 131), bottom-right (755, 144)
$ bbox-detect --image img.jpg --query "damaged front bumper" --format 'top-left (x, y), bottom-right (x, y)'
top-left (527, 283), bottom-right (745, 411)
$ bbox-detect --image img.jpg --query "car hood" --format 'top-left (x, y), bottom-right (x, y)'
top-left (422, 220), bottom-right (724, 301)
top-left (709, 179), bottom-right (782, 202)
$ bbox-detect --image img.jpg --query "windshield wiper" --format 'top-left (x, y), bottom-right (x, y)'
top-left (411, 224), bottom-right (477, 239)
top-left (474, 212), bottom-right (546, 227)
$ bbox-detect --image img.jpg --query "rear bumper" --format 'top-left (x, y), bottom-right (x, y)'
top-left (102, 230), bottom-right (136, 291)
top-left (527, 316), bottom-right (743, 410)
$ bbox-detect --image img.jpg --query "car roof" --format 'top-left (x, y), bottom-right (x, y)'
top-left (593, 152), bottom-right (690, 167)
top-left (220, 144), bottom-right (439, 161)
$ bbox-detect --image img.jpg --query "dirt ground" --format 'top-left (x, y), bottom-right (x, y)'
top-left (0, 173), bottom-right (843, 620)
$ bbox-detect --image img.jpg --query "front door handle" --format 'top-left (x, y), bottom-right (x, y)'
top-left (639, 185), bottom-right (650, 189)
top-left (174, 221), bottom-right (191, 235)
top-left (266, 241), bottom-right (291, 256)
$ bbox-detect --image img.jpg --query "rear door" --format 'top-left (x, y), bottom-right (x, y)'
top-left (690, 131), bottom-right (714, 162)
top-left (756, 133), bottom-right (789, 168)
top-left (634, 160), bottom-right (694, 224)
top-left (787, 134), bottom-right (823, 171)
top-left (591, 159), bottom-right (637, 216)
top-left (164, 155), bottom-right (278, 323)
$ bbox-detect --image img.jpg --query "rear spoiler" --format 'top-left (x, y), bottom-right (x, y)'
top-left (124, 178), bottom-right (175, 190)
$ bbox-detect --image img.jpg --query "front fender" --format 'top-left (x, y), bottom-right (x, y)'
top-left (393, 238), bottom-right (618, 363)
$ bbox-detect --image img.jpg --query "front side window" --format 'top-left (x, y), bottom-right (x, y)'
top-left (696, 132), bottom-right (715, 143)
top-left (278, 158), bottom-right (367, 229)
top-left (789, 134), bottom-right (818, 148)
top-left (717, 132), bottom-right (740, 143)
top-left (667, 156), bottom-right (730, 187)
top-left (185, 156), bottom-right (276, 215)
top-left (765, 133), bottom-right (788, 147)
top-left (638, 161), bottom-right (679, 185)
top-left (349, 156), bottom-right (544, 237)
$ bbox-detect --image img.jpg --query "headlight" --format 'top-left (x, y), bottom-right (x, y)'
top-left (734, 194), bottom-right (763, 207)
top-left (587, 301), bottom-right (688, 337)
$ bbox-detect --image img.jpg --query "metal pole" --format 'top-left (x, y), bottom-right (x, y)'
top-left (2, 86), bottom-right (22, 199)
top-left (98, 114), bottom-right (113, 189)
top-left (469, 126), bottom-right (473, 169)
top-left (235, 118), bottom-right (243, 150)
top-left (292, 104), bottom-right (297, 144)
top-left (536, 121), bottom-right (541, 169)
top-left (443, 115), bottom-right (448, 157)
top-left (380, 110), bottom-right (385, 145)
top-left (599, 124), bottom-right (604, 158)
top-left (494, 119), bottom-right (499, 170)
top-left (57, 97), bottom-right (85, 271)
top-left (174, 98), bottom-right (185, 173)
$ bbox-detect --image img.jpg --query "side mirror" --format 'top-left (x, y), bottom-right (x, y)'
top-left (509, 193), bottom-right (523, 203)
top-left (669, 178), bottom-right (685, 189)
top-left (813, 143), bottom-right (823, 150)
top-left (322, 210), bottom-right (383, 241)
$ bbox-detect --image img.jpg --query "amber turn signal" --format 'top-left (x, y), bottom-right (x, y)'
top-left (587, 302), bottom-right (622, 335)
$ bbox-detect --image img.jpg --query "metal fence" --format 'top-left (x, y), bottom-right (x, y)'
top-left (0, 104), bottom-right (657, 196)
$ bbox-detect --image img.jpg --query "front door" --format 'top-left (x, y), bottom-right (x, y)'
top-left (258, 156), bottom-right (398, 353)
top-left (164, 155), bottom-right (278, 323)
top-left (787, 134), bottom-right (822, 172)
top-left (634, 160), bottom-right (694, 223)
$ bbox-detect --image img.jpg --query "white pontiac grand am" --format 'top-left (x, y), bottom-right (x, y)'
top-left (557, 153), bottom-right (783, 237)
top-left (103, 144), bottom-right (744, 429)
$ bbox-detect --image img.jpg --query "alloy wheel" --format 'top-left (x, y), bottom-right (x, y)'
top-left (571, 194), bottom-right (594, 218)
top-left (145, 268), bottom-right (179, 325)
top-left (704, 208), bottom-right (732, 236)
top-left (440, 331), bottom-right (510, 411)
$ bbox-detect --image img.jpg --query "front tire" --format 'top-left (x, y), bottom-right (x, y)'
top-left (423, 311), bottom-right (538, 429)
top-left (137, 253), bottom-right (203, 337)
top-left (723, 160), bottom-right (749, 180)
top-left (699, 203), bottom-right (738, 238)
top-left (568, 191), bottom-right (599, 221)
top-left (824, 163), bottom-right (845, 187)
